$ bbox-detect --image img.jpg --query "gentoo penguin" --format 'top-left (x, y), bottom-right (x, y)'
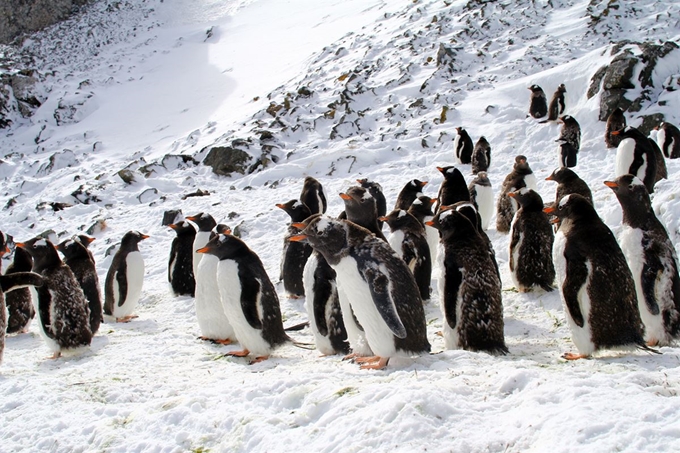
top-left (104, 231), bottom-right (148, 322)
top-left (605, 107), bottom-right (626, 149)
top-left (649, 137), bottom-right (668, 183)
top-left (168, 221), bottom-right (196, 297)
top-left (380, 209), bottom-right (432, 301)
top-left (339, 186), bottom-right (386, 241)
top-left (656, 121), bottom-right (680, 159)
top-left (612, 126), bottom-right (658, 193)
top-left (357, 178), bottom-right (387, 222)
top-left (471, 136), bottom-right (491, 174)
top-left (426, 208), bottom-right (507, 354)
top-left (508, 188), bottom-right (555, 292)
top-left (276, 199), bottom-right (313, 298)
top-left (496, 155), bottom-right (537, 233)
top-left (434, 166), bottom-right (470, 213)
top-left (194, 224), bottom-right (236, 345)
top-left (545, 194), bottom-right (651, 359)
top-left (197, 232), bottom-right (289, 363)
top-left (558, 115), bottom-right (581, 151)
top-left (545, 167), bottom-right (593, 207)
top-left (300, 176), bottom-right (327, 215)
top-left (57, 237), bottom-right (103, 335)
top-left (408, 196), bottom-right (439, 267)
top-left (605, 175), bottom-right (680, 346)
top-left (528, 84), bottom-right (548, 119)
top-left (4, 245), bottom-right (36, 334)
top-left (186, 213), bottom-right (217, 279)
top-left (557, 139), bottom-right (578, 168)
top-left (75, 234), bottom-right (96, 263)
top-left (468, 172), bottom-right (494, 231)
top-left (17, 238), bottom-right (91, 358)
top-left (547, 84), bottom-right (566, 121)
top-left (394, 179), bottom-right (427, 211)
top-left (453, 127), bottom-right (474, 164)
top-left (291, 216), bottom-right (430, 369)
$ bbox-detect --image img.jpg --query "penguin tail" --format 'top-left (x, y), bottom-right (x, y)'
top-left (291, 339), bottom-right (316, 350)
top-left (540, 283), bottom-right (555, 292)
top-left (284, 321), bottom-right (309, 332)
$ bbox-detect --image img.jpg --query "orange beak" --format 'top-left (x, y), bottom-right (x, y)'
top-left (186, 215), bottom-right (198, 221)
top-left (508, 192), bottom-right (517, 198)
top-left (425, 220), bottom-right (435, 227)
top-left (16, 242), bottom-right (25, 248)
top-left (378, 216), bottom-right (389, 222)
top-left (275, 203), bottom-right (285, 209)
top-left (543, 206), bottom-right (556, 214)
top-left (611, 130), bottom-right (621, 136)
top-left (81, 236), bottom-right (95, 244)
top-left (439, 205), bottom-right (453, 212)
top-left (141, 234), bottom-right (150, 240)
top-left (603, 181), bottom-right (618, 188)
top-left (436, 166), bottom-right (444, 173)
top-left (549, 217), bottom-right (560, 224)
top-left (291, 222), bottom-right (306, 229)
top-left (168, 224), bottom-right (178, 230)
top-left (289, 234), bottom-right (308, 242)
top-left (339, 193), bottom-right (352, 200)
top-left (545, 175), bottom-right (554, 181)
top-left (196, 246), bottom-right (210, 254)
top-left (419, 181), bottom-right (428, 187)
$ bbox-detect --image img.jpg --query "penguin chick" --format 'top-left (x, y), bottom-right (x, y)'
top-left (468, 172), bottom-right (494, 231)
top-left (547, 84), bottom-right (566, 121)
top-left (454, 127), bottom-right (474, 164)
top-left (168, 221), bottom-right (196, 297)
top-left (300, 176), bottom-right (327, 215)
top-left (434, 166), bottom-right (470, 214)
top-left (276, 200), bottom-right (313, 298)
top-left (340, 186), bottom-right (386, 240)
top-left (104, 231), bottom-right (149, 322)
top-left (357, 178), bottom-right (387, 222)
top-left (557, 139), bottom-right (578, 168)
top-left (394, 179), bottom-right (428, 211)
top-left (558, 115), bottom-right (581, 151)
top-left (4, 245), bottom-right (36, 334)
top-left (528, 85), bottom-right (548, 119)
top-left (471, 136), bottom-right (491, 174)
top-left (605, 107), bottom-right (626, 149)
top-left (496, 155), bottom-right (536, 233)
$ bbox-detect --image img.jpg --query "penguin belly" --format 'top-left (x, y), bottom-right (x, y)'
top-left (33, 286), bottom-right (60, 353)
top-left (192, 231), bottom-right (212, 277)
top-left (216, 260), bottom-right (271, 356)
top-left (337, 287), bottom-right (373, 356)
top-left (303, 253), bottom-right (342, 355)
top-left (387, 230), bottom-right (406, 260)
top-left (112, 251), bottom-right (144, 319)
top-left (334, 257), bottom-right (398, 358)
top-left (524, 173), bottom-right (538, 191)
top-left (195, 254), bottom-right (235, 341)
top-left (453, 135), bottom-right (462, 163)
top-left (656, 129), bottom-right (667, 157)
top-left (474, 185), bottom-right (494, 231)
top-left (615, 138), bottom-right (636, 177)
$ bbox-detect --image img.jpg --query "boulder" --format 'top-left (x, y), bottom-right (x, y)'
top-left (202, 146), bottom-right (251, 177)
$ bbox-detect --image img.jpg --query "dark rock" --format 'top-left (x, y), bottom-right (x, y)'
top-left (0, 0), bottom-right (92, 44)
top-left (602, 53), bottom-right (638, 90)
top-left (202, 146), bottom-right (252, 177)
top-left (181, 189), bottom-right (210, 200)
top-left (637, 113), bottom-right (665, 136)
top-left (638, 41), bottom-right (679, 89)
top-left (297, 86), bottom-right (313, 98)
top-left (436, 43), bottom-right (457, 67)
top-left (117, 169), bottom-right (136, 184)
top-left (599, 89), bottom-right (632, 122)
top-left (587, 65), bottom-right (608, 99)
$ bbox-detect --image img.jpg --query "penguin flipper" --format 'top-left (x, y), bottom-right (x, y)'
top-left (312, 275), bottom-right (330, 336)
top-left (563, 245), bottom-right (587, 327)
top-left (0, 272), bottom-right (44, 292)
top-left (238, 270), bottom-right (263, 330)
top-left (115, 267), bottom-right (129, 308)
top-left (443, 254), bottom-right (463, 329)
top-left (508, 223), bottom-right (521, 271)
top-left (361, 266), bottom-right (407, 339)
top-left (641, 259), bottom-right (662, 316)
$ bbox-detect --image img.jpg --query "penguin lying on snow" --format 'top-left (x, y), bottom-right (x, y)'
top-left (104, 231), bottom-right (148, 323)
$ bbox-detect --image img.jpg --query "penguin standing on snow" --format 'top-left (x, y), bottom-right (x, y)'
top-left (57, 237), bottom-right (103, 335)
top-left (340, 186), bottom-right (386, 241)
top-left (427, 208), bottom-right (507, 354)
top-left (197, 232), bottom-right (290, 363)
top-left (434, 166), bottom-right (470, 213)
top-left (394, 179), bottom-right (428, 211)
top-left (605, 175), bottom-right (680, 346)
top-left (508, 188), bottom-right (555, 292)
top-left (300, 176), bottom-right (327, 215)
top-left (557, 139), bottom-right (578, 168)
top-left (168, 221), bottom-right (196, 297)
top-left (655, 121), bottom-right (680, 159)
top-left (454, 127), bottom-right (474, 164)
top-left (605, 107), bottom-right (626, 149)
top-left (186, 213), bottom-right (217, 279)
top-left (408, 196), bottom-right (439, 267)
top-left (496, 155), bottom-right (537, 233)
top-left (17, 238), bottom-right (90, 359)
top-left (4, 245), bottom-right (36, 334)
top-left (545, 194), bottom-right (651, 359)
top-left (104, 231), bottom-right (148, 322)
top-left (471, 136), bottom-right (491, 174)
top-left (468, 171), bottom-right (494, 231)
top-left (612, 126), bottom-right (658, 193)
top-left (547, 84), bottom-right (566, 121)
top-left (276, 200), bottom-right (313, 298)
top-left (291, 216), bottom-right (430, 369)
top-left (528, 85), bottom-right (548, 119)
top-left (558, 115), bottom-right (581, 151)
top-left (381, 209), bottom-right (432, 301)
top-left (357, 178), bottom-right (387, 223)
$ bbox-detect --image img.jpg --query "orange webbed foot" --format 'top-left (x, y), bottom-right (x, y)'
top-left (646, 339), bottom-right (659, 347)
top-left (342, 352), bottom-right (362, 361)
top-left (116, 315), bottom-right (138, 323)
top-left (358, 356), bottom-right (390, 370)
top-left (225, 349), bottom-right (250, 358)
top-left (249, 355), bottom-right (269, 365)
top-left (562, 352), bottom-right (590, 360)
top-left (47, 351), bottom-right (62, 360)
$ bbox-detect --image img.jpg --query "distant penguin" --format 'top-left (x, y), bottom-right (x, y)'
top-left (194, 224), bottom-right (237, 345)
top-left (528, 85), bottom-right (548, 119)
top-left (104, 231), bottom-right (148, 322)
top-left (508, 188), bottom-right (555, 292)
top-left (291, 216), bottom-right (430, 369)
top-left (168, 221), bottom-right (196, 297)
top-left (468, 171), bottom-right (494, 231)
top-left (434, 166), bottom-right (470, 213)
top-left (427, 208), bottom-right (507, 354)
top-left (17, 238), bottom-right (90, 359)
top-left (197, 232), bottom-right (290, 363)
top-left (557, 139), bottom-right (578, 168)
top-left (471, 136), bottom-right (491, 174)
top-left (545, 167), bottom-right (593, 207)
top-left (57, 237), bottom-right (103, 335)
top-left (340, 186), bottom-right (386, 240)
top-left (612, 126), bottom-right (658, 193)
top-left (454, 127), bottom-right (474, 164)
top-left (545, 194), bottom-right (651, 359)
top-left (276, 200), bottom-right (313, 298)
top-left (186, 213), bottom-right (217, 278)
top-left (4, 245), bottom-right (36, 334)
top-left (605, 107), bottom-right (626, 149)
top-left (408, 196), bottom-right (439, 266)
top-left (394, 179), bottom-right (427, 211)
top-left (381, 209), bottom-right (432, 301)
top-left (496, 155), bottom-right (536, 233)
top-left (605, 175), bottom-right (680, 346)
top-left (547, 84), bottom-right (566, 121)
top-left (300, 176), bottom-right (327, 215)
top-left (357, 178), bottom-right (387, 222)
top-left (558, 115), bottom-right (581, 151)
top-left (656, 121), bottom-right (680, 159)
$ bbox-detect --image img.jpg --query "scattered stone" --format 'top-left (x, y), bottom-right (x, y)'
top-left (182, 189), bottom-right (210, 200)
top-left (117, 169), bottom-right (136, 184)
top-left (202, 146), bottom-right (252, 177)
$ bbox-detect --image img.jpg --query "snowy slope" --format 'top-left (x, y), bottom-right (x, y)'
top-left (2, 0), bottom-right (680, 452)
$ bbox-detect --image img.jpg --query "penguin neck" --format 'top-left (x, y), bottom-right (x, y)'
top-left (620, 199), bottom-right (653, 230)
top-left (32, 249), bottom-right (62, 273)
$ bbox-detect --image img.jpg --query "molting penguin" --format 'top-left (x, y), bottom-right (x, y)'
top-left (427, 208), bottom-right (507, 354)
top-left (545, 194), bottom-right (650, 359)
top-left (276, 200), bottom-right (313, 298)
top-left (104, 231), bottom-right (148, 322)
top-left (613, 126), bottom-right (658, 193)
top-left (186, 213), bottom-right (216, 278)
top-left (454, 127), bottom-right (474, 164)
top-left (340, 186), bottom-right (386, 241)
top-left (357, 178), bottom-right (387, 224)
top-left (197, 232), bottom-right (290, 363)
top-left (4, 245), bottom-right (36, 334)
top-left (605, 107), bottom-right (626, 149)
top-left (434, 166), bottom-right (470, 214)
top-left (508, 188), bottom-right (555, 292)
top-left (496, 155), bottom-right (536, 233)
top-left (557, 139), bottom-right (578, 168)
top-left (291, 216), bottom-right (430, 369)
top-left (545, 167), bottom-right (593, 207)
top-left (528, 85), bottom-right (548, 119)
top-left (471, 136), bottom-right (491, 174)
top-left (17, 238), bottom-right (90, 359)
top-left (168, 221), bottom-right (196, 297)
top-left (408, 196), bottom-right (439, 268)
top-left (394, 179), bottom-right (427, 211)
top-left (57, 237), bottom-right (103, 335)
top-left (380, 209), bottom-right (432, 301)
top-left (300, 176), bottom-right (327, 215)
top-left (468, 172), bottom-right (494, 231)
top-left (558, 115), bottom-right (581, 151)
top-left (547, 84), bottom-right (566, 121)
top-left (605, 175), bottom-right (680, 346)
top-left (655, 121), bottom-right (680, 159)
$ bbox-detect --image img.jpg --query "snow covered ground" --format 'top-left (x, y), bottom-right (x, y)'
top-left (2, 0), bottom-right (680, 451)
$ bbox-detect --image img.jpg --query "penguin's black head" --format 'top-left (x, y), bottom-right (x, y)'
top-left (120, 231), bottom-right (150, 250)
top-left (546, 167), bottom-right (577, 183)
top-left (276, 199), bottom-right (313, 223)
top-left (357, 178), bottom-right (383, 192)
top-left (509, 188), bottom-right (544, 212)
top-left (169, 221), bottom-right (196, 236)
top-left (604, 174), bottom-right (651, 212)
top-left (57, 237), bottom-right (89, 260)
top-left (340, 186), bottom-right (377, 215)
top-left (16, 237), bottom-right (61, 271)
top-left (196, 230), bottom-right (248, 261)
top-left (543, 193), bottom-right (595, 224)
top-left (529, 85), bottom-right (543, 93)
top-left (290, 216), bottom-right (349, 263)
top-left (303, 176), bottom-right (321, 190)
top-left (558, 83), bottom-right (566, 92)
top-left (75, 235), bottom-right (95, 249)
top-left (426, 207), bottom-right (477, 241)
top-left (473, 171), bottom-right (491, 186)
top-left (409, 179), bottom-right (428, 189)
top-left (451, 202), bottom-right (482, 232)
top-left (186, 212), bottom-right (217, 232)
top-left (513, 155), bottom-right (531, 173)
top-left (476, 136), bottom-right (489, 147)
top-left (408, 196), bottom-right (436, 218)
top-left (379, 209), bottom-right (420, 232)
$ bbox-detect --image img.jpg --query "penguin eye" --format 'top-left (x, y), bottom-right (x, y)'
top-left (628, 185), bottom-right (634, 191)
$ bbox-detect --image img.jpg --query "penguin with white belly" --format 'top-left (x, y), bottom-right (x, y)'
top-left (197, 231), bottom-right (290, 363)
top-left (104, 231), bottom-right (148, 323)
top-left (655, 121), bottom-right (680, 159)
top-left (291, 216), bottom-right (430, 369)
top-left (605, 175), bottom-right (680, 346)
top-left (612, 126), bottom-right (658, 193)
top-left (468, 171), bottom-right (494, 231)
top-left (453, 127), bottom-right (474, 165)
top-left (186, 213), bottom-right (217, 278)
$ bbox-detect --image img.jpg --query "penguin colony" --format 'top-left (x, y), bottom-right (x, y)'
top-left (2, 85), bottom-right (680, 370)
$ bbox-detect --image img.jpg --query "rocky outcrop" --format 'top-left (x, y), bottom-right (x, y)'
top-left (0, 0), bottom-right (91, 44)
